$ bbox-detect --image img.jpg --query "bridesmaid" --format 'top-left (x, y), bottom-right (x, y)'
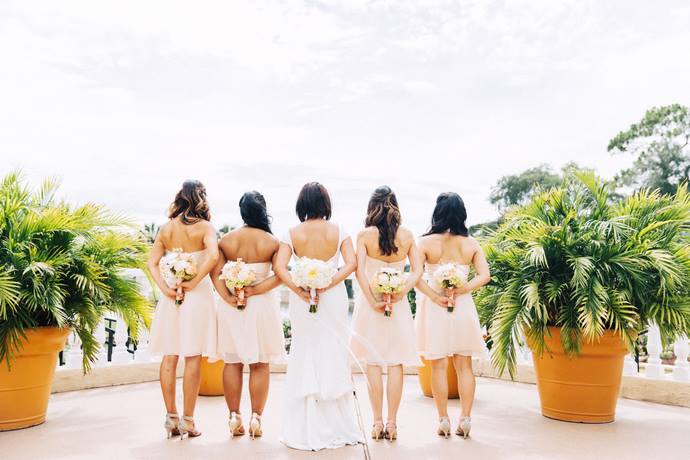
top-left (211, 191), bottom-right (286, 439)
top-left (415, 192), bottom-right (490, 439)
top-left (351, 186), bottom-right (423, 441)
top-left (147, 180), bottom-right (219, 439)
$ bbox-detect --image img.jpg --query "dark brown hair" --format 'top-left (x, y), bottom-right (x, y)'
top-left (240, 191), bottom-right (272, 234)
top-left (295, 182), bottom-right (332, 222)
top-left (423, 192), bottom-right (469, 237)
top-left (365, 185), bottom-right (401, 256)
top-left (168, 180), bottom-right (211, 224)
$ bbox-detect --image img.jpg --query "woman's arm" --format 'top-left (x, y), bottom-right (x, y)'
top-left (146, 235), bottom-right (177, 300)
top-left (274, 241), bottom-right (312, 303)
top-left (210, 246), bottom-right (237, 307)
top-left (414, 241), bottom-right (450, 308)
top-left (457, 243), bottom-right (491, 295)
top-left (181, 223), bottom-right (219, 291)
top-left (246, 250), bottom-right (284, 296)
top-left (398, 238), bottom-right (423, 298)
top-left (354, 233), bottom-right (387, 312)
top-left (322, 236), bottom-right (357, 291)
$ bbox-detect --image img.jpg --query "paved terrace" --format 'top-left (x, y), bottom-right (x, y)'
top-left (2, 375), bottom-right (689, 460)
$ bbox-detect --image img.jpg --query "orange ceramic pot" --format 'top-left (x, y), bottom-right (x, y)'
top-left (198, 357), bottom-right (224, 396)
top-left (0, 327), bottom-right (70, 431)
top-left (418, 357), bottom-right (459, 399)
top-left (527, 326), bottom-right (629, 423)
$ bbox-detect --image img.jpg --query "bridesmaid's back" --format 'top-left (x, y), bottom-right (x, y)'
top-left (360, 226), bottom-right (414, 263)
top-left (220, 227), bottom-right (279, 263)
top-left (421, 233), bottom-right (477, 266)
top-left (158, 219), bottom-right (212, 253)
top-left (290, 219), bottom-right (340, 261)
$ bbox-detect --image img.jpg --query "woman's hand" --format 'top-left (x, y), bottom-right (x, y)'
top-left (370, 300), bottom-right (388, 313)
top-left (454, 285), bottom-right (469, 296)
top-left (163, 287), bottom-right (179, 300)
top-left (297, 288), bottom-right (315, 304)
top-left (222, 294), bottom-right (238, 308)
top-left (390, 292), bottom-right (405, 304)
top-left (433, 294), bottom-right (451, 308)
top-left (181, 277), bottom-right (200, 292)
top-left (243, 286), bottom-right (256, 298)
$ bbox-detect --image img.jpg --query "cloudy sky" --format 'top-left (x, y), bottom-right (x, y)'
top-left (1, 0), bottom-right (689, 236)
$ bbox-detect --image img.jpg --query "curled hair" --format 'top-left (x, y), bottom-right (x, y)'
top-left (424, 192), bottom-right (469, 237)
top-left (168, 180), bottom-right (211, 224)
top-left (239, 191), bottom-right (272, 234)
top-left (295, 182), bottom-right (332, 222)
top-left (365, 185), bottom-right (401, 256)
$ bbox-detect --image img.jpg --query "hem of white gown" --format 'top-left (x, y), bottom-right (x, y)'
top-left (353, 358), bottom-right (423, 368)
top-left (149, 350), bottom-right (213, 358)
top-left (280, 439), bottom-right (363, 452)
top-left (207, 352), bottom-right (287, 365)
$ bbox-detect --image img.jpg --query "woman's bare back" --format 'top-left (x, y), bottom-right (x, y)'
top-left (360, 226), bottom-right (414, 263)
top-left (219, 226), bottom-right (279, 263)
top-left (420, 233), bottom-right (478, 265)
top-left (158, 218), bottom-right (212, 253)
top-left (290, 220), bottom-right (340, 261)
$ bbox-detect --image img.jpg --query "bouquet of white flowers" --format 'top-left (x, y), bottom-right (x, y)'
top-left (219, 258), bottom-right (256, 310)
top-left (372, 267), bottom-right (405, 317)
top-left (159, 249), bottom-right (198, 306)
top-left (292, 257), bottom-right (337, 313)
top-left (432, 263), bottom-right (465, 313)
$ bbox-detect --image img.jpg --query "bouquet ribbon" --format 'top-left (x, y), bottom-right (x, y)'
top-left (309, 287), bottom-right (318, 313)
top-left (445, 287), bottom-right (454, 313)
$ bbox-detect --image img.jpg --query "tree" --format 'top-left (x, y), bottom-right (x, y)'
top-left (141, 222), bottom-right (160, 244)
top-left (489, 165), bottom-right (561, 212)
top-left (608, 104), bottom-right (690, 195)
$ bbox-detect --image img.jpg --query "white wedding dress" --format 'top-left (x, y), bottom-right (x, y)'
top-left (280, 225), bottom-right (364, 451)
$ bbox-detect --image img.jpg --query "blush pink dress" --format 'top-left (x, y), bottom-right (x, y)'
top-left (350, 256), bottom-right (421, 368)
top-left (213, 262), bottom-right (287, 365)
top-left (415, 262), bottom-right (487, 360)
top-left (148, 250), bottom-right (217, 357)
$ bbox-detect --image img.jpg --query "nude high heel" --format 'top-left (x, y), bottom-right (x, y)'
top-left (164, 413), bottom-right (180, 439)
top-left (178, 416), bottom-right (201, 439)
top-left (249, 412), bottom-right (262, 439)
top-left (437, 416), bottom-right (451, 438)
top-left (228, 411), bottom-right (244, 438)
top-left (371, 421), bottom-right (384, 440)
top-left (385, 421), bottom-right (397, 441)
top-left (456, 416), bottom-right (471, 439)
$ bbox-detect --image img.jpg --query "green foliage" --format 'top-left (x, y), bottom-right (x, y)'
top-left (489, 164), bottom-right (562, 212)
top-left (141, 222), bottom-right (159, 244)
top-left (477, 171), bottom-right (690, 378)
top-left (608, 104), bottom-right (690, 195)
top-left (0, 172), bottom-right (151, 372)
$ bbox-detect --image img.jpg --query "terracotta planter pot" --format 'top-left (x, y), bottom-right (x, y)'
top-left (527, 326), bottom-right (629, 423)
top-left (0, 327), bottom-right (71, 431)
top-left (198, 357), bottom-right (224, 396)
top-left (418, 357), bottom-right (459, 399)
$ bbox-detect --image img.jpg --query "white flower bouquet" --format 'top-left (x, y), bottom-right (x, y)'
top-left (292, 257), bottom-right (337, 313)
top-left (432, 263), bottom-right (465, 313)
top-left (372, 267), bottom-right (405, 317)
top-left (219, 258), bottom-right (256, 310)
top-left (159, 249), bottom-right (198, 306)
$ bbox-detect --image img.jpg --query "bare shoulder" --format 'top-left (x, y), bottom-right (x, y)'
top-left (357, 226), bottom-right (377, 240)
top-left (397, 226), bottom-right (414, 243)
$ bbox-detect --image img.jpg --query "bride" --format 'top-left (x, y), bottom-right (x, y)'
top-left (273, 182), bottom-right (364, 451)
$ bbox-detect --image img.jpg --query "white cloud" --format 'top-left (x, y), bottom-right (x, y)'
top-left (1, 0), bottom-right (689, 235)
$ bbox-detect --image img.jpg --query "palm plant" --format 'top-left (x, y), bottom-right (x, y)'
top-left (0, 172), bottom-right (151, 371)
top-left (477, 172), bottom-right (690, 377)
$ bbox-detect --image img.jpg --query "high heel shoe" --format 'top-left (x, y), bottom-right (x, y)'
top-left (228, 411), bottom-right (245, 438)
top-left (456, 416), bottom-right (471, 439)
top-left (249, 412), bottom-right (262, 439)
top-left (164, 413), bottom-right (180, 439)
top-left (384, 421), bottom-right (397, 441)
top-left (371, 421), bottom-right (385, 440)
top-left (178, 416), bottom-right (201, 439)
top-left (437, 416), bottom-right (451, 438)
